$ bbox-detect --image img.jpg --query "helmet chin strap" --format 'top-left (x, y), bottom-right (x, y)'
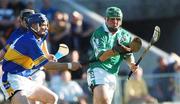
top-left (30, 24), bottom-right (44, 38)
top-left (30, 27), bottom-right (38, 33)
top-left (30, 23), bottom-right (39, 32)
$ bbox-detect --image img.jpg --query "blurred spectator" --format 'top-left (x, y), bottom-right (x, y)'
top-left (118, 69), bottom-right (129, 100)
top-left (25, 0), bottom-right (35, 10)
top-left (49, 11), bottom-right (71, 54)
top-left (0, 31), bottom-right (6, 49)
top-left (70, 11), bottom-right (93, 54)
top-left (13, 16), bottom-right (20, 29)
top-left (8, 0), bottom-right (26, 16)
top-left (0, 0), bottom-right (15, 39)
top-left (48, 70), bottom-right (62, 93)
top-left (174, 63), bottom-right (180, 101)
top-left (70, 50), bottom-right (83, 80)
top-left (78, 71), bottom-right (92, 104)
top-left (124, 67), bottom-right (158, 104)
top-left (70, 11), bottom-right (83, 51)
top-left (170, 53), bottom-right (180, 101)
top-left (69, 50), bottom-right (91, 102)
top-left (40, 0), bottom-right (57, 22)
top-left (151, 56), bottom-right (176, 102)
top-left (58, 70), bottom-right (87, 104)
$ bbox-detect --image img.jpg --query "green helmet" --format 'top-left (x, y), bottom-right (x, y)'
top-left (106, 7), bottom-right (123, 19)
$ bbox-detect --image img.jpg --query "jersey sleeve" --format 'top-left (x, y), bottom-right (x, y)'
top-left (90, 31), bottom-right (107, 59)
top-left (117, 29), bottom-right (132, 46)
top-left (3, 32), bottom-right (18, 52)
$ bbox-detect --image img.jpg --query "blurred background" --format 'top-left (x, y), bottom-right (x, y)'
top-left (0, 0), bottom-right (179, 104)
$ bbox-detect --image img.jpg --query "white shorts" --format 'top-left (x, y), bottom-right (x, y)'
top-left (29, 70), bottom-right (46, 85)
top-left (87, 67), bottom-right (116, 98)
top-left (0, 73), bottom-right (41, 100)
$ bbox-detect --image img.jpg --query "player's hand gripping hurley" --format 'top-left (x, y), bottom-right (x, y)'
top-left (128, 26), bottom-right (161, 79)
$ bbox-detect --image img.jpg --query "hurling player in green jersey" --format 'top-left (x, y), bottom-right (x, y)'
top-left (87, 7), bottom-right (139, 104)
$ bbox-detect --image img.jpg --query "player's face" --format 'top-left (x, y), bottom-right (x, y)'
top-left (36, 22), bottom-right (48, 37)
top-left (106, 17), bottom-right (122, 29)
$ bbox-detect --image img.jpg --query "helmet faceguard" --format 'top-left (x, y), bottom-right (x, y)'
top-left (26, 13), bottom-right (49, 37)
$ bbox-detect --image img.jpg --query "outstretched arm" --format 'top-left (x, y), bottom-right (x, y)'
top-left (43, 61), bottom-right (82, 72)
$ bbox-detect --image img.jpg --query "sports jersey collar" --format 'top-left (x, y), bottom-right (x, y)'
top-left (27, 31), bottom-right (39, 42)
top-left (103, 22), bottom-right (110, 33)
top-left (28, 31), bottom-right (46, 45)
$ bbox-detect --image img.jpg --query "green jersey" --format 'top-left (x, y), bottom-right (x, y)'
top-left (89, 24), bottom-right (132, 75)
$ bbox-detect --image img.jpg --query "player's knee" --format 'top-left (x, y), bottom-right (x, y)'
top-left (53, 94), bottom-right (58, 104)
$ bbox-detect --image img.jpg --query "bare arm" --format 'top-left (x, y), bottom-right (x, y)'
top-left (124, 54), bottom-right (138, 72)
top-left (0, 49), bottom-right (5, 61)
top-left (170, 52), bottom-right (180, 63)
top-left (99, 41), bottom-right (134, 62)
top-left (43, 61), bottom-right (81, 71)
top-left (41, 40), bottom-right (57, 61)
top-left (124, 54), bottom-right (135, 65)
top-left (99, 49), bottom-right (118, 62)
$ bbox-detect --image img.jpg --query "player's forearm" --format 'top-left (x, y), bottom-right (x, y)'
top-left (125, 54), bottom-right (135, 66)
top-left (170, 52), bottom-right (180, 63)
top-left (44, 61), bottom-right (68, 71)
top-left (99, 49), bottom-right (118, 61)
top-left (124, 54), bottom-right (139, 72)
top-left (0, 50), bottom-right (5, 61)
top-left (44, 61), bottom-right (81, 71)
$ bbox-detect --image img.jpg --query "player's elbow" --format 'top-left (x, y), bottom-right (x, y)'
top-left (99, 50), bottom-right (115, 62)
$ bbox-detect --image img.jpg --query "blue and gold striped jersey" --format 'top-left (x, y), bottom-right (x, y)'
top-left (2, 31), bottom-right (48, 75)
top-left (3, 27), bottom-right (28, 52)
top-left (3, 27), bottom-right (48, 52)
